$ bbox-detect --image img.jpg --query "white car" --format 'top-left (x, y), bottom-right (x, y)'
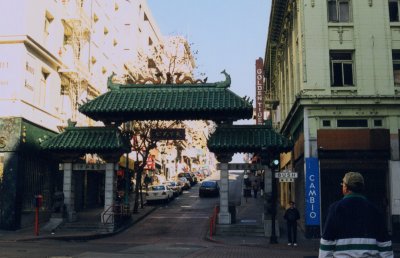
top-left (146, 184), bottom-right (174, 203)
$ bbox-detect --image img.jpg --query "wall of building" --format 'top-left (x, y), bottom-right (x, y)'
top-left (266, 0), bottom-right (400, 238)
top-left (0, 0), bottom-right (200, 230)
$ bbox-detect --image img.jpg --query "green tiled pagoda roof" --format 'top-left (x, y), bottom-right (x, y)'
top-left (41, 126), bottom-right (130, 155)
top-left (79, 72), bottom-right (253, 124)
top-left (207, 124), bottom-right (293, 154)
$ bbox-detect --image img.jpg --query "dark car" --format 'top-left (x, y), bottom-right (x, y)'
top-left (199, 180), bottom-right (220, 197)
top-left (178, 172), bottom-right (197, 186)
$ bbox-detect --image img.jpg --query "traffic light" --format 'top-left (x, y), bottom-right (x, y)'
top-left (270, 157), bottom-right (279, 170)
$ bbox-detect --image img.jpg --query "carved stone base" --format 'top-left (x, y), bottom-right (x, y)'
top-left (264, 219), bottom-right (280, 237)
top-left (218, 212), bottom-right (232, 225)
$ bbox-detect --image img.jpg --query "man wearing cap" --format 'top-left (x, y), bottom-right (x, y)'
top-left (319, 172), bottom-right (393, 258)
top-left (284, 201), bottom-right (300, 246)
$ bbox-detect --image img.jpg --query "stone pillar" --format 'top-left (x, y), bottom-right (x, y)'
top-left (101, 163), bottom-right (116, 223)
top-left (216, 153), bottom-right (233, 225)
top-left (63, 162), bottom-right (77, 222)
top-left (218, 163), bottom-right (231, 224)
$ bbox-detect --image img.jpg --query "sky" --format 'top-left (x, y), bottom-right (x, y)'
top-left (146, 0), bottom-right (271, 163)
top-left (147, 0), bottom-right (271, 112)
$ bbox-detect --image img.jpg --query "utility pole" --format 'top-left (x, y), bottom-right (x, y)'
top-left (270, 158), bottom-right (278, 244)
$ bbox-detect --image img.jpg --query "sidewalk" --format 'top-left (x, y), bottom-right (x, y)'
top-left (0, 204), bottom-right (157, 242)
top-left (206, 191), bottom-right (400, 256)
top-left (207, 192), bottom-right (319, 250)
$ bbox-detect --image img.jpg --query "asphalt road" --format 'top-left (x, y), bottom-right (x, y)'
top-left (0, 176), bottom-right (221, 258)
top-left (0, 172), bottom-right (326, 258)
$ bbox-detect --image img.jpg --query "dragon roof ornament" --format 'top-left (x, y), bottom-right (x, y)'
top-left (107, 70), bottom-right (231, 90)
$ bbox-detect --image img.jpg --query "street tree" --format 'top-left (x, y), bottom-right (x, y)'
top-left (123, 120), bottom-right (183, 213)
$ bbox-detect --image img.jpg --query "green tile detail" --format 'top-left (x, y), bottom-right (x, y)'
top-left (79, 75), bottom-right (253, 123)
top-left (207, 124), bottom-right (293, 153)
top-left (40, 126), bottom-right (130, 153)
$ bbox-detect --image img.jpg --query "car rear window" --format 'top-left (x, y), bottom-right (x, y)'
top-left (151, 185), bottom-right (165, 191)
top-left (202, 181), bottom-right (216, 187)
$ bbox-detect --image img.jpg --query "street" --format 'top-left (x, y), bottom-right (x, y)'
top-left (0, 172), bottom-right (323, 258)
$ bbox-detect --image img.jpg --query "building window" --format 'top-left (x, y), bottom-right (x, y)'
top-left (328, 0), bottom-right (351, 22)
top-left (337, 119), bottom-right (368, 127)
top-left (373, 119), bottom-right (383, 127)
top-left (38, 69), bottom-right (49, 107)
top-left (322, 120), bottom-right (331, 127)
top-left (393, 51), bottom-right (400, 86)
top-left (330, 51), bottom-right (354, 87)
top-left (93, 13), bottom-right (99, 23)
top-left (389, 0), bottom-right (400, 22)
top-left (44, 11), bottom-right (54, 39)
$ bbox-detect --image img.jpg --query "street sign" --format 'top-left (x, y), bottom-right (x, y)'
top-left (275, 171), bottom-right (298, 179)
top-left (279, 178), bottom-right (294, 183)
top-left (217, 163), bottom-right (268, 170)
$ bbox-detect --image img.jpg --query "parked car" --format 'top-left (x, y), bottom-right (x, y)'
top-left (163, 181), bottom-right (182, 197)
top-left (199, 180), bottom-right (220, 197)
top-left (190, 172), bottom-right (198, 184)
top-left (193, 171), bottom-right (205, 181)
top-left (177, 177), bottom-right (191, 190)
top-left (178, 172), bottom-right (197, 186)
top-left (146, 184), bottom-right (174, 203)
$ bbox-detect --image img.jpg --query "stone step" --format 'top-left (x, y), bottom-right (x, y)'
top-left (60, 222), bottom-right (103, 231)
top-left (216, 224), bottom-right (265, 237)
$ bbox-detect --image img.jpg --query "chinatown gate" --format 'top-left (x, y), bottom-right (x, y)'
top-left (41, 71), bottom-right (292, 230)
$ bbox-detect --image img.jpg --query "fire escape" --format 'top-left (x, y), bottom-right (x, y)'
top-left (58, 0), bottom-right (97, 122)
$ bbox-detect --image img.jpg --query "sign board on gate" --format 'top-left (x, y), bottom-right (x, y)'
top-left (217, 163), bottom-right (267, 170)
top-left (150, 128), bottom-right (185, 140)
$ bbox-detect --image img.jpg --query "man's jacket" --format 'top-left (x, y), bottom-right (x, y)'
top-left (284, 207), bottom-right (300, 222)
top-left (319, 194), bottom-right (393, 258)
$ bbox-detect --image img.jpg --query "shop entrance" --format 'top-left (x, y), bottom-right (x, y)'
top-left (320, 158), bottom-right (389, 228)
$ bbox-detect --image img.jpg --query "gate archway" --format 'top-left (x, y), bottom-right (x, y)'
top-left (42, 71), bottom-right (292, 228)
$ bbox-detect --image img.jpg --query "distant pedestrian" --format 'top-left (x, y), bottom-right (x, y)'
top-left (144, 174), bottom-right (151, 190)
top-left (284, 201), bottom-right (300, 246)
top-left (252, 179), bottom-right (260, 198)
top-left (319, 172), bottom-right (393, 257)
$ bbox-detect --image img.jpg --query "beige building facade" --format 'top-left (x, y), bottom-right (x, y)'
top-left (266, 0), bottom-right (400, 238)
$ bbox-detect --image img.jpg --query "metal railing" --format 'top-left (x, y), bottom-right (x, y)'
top-left (102, 204), bottom-right (131, 226)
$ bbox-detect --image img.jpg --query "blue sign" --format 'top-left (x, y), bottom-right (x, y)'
top-left (305, 157), bottom-right (320, 226)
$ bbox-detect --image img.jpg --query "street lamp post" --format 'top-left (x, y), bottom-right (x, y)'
top-left (261, 147), bottom-right (278, 244)
top-left (270, 158), bottom-right (278, 244)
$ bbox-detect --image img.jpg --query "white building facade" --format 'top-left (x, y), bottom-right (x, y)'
top-left (0, 0), bottom-right (197, 230)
